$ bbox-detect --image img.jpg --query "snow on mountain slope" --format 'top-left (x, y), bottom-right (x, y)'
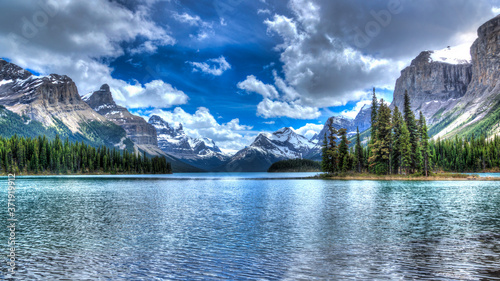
top-left (429, 43), bottom-right (472, 65)
top-left (148, 115), bottom-right (228, 171)
top-left (220, 127), bottom-right (321, 172)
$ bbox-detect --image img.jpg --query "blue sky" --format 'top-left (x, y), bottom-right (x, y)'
top-left (0, 0), bottom-right (499, 153)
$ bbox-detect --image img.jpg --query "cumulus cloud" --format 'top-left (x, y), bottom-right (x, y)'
top-left (188, 56), bottom-right (231, 76)
top-left (145, 107), bottom-right (255, 153)
top-left (293, 123), bottom-right (323, 139)
top-left (257, 98), bottom-right (320, 119)
top-left (0, 0), bottom-right (179, 108)
top-left (237, 75), bottom-right (279, 99)
top-left (340, 99), bottom-right (372, 119)
top-left (114, 80), bottom-right (188, 108)
top-left (255, 0), bottom-right (498, 110)
top-left (237, 73), bottom-right (320, 119)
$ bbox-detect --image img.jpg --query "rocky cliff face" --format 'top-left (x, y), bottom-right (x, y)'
top-left (429, 15), bottom-right (500, 138)
top-left (0, 59), bottom-right (114, 133)
top-left (84, 84), bottom-right (158, 146)
top-left (149, 115), bottom-right (228, 171)
top-left (390, 51), bottom-right (472, 124)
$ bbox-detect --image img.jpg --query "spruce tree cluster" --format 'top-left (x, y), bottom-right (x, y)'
top-left (322, 89), bottom-right (431, 176)
top-left (430, 135), bottom-right (500, 172)
top-left (0, 134), bottom-right (172, 175)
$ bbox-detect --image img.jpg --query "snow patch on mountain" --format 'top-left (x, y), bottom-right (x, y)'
top-left (149, 115), bottom-right (229, 171)
top-left (429, 44), bottom-right (472, 65)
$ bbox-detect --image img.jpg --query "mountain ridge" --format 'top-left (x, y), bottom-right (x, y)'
top-left (148, 114), bottom-right (229, 171)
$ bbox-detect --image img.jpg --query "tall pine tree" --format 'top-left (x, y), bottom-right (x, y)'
top-left (419, 111), bottom-right (430, 176)
top-left (403, 90), bottom-right (419, 173)
top-left (354, 127), bottom-right (364, 173)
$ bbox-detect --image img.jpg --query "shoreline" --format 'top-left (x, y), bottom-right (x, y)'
top-left (317, 175), bottom-right (500, 181)
top-left (1, 172), bottom-right (499, 181)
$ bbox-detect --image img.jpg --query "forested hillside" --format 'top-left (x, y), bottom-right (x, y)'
top-left (0, 134), bottom-right (171, 175)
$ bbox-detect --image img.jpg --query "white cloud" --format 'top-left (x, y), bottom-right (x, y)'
top-left (172, 12), bottom-right (203, 26)
top-left (293, 123), bottom-right (323, 139)
top-left (188, 56), bottom-right (231, 76)
top-left (113, 80), bottom-right (189, 108)
top-left (340, 98), bottom-right (372, 119)
top-left (173, 11), bottom-right (213, 41)
top-left (237, 73), bottom-right (320, 119)
top-left (237, 75), bottom-right (279, 99)
top-left (145, 107), bottom-right (256, 153)
top-left (257, 9), bottom-right (271, 15)
top-left (264, 14), bottom-right (299, 45)
top-left (263, 121), bottom-right (275, 124)
top-left (257, 98), bottom-right (320, 119)
top-left (259, 0), bottom-right (402, 109)
top-left (0, 1), bottom-right (179, 109)
top-left (493, 6), bottom-right (500, 14)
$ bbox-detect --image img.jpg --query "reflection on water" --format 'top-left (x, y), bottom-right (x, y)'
top-left (1, 176), bottom-right (500, 279)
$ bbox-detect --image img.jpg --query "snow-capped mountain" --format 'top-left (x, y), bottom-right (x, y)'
top-left (0, 59), bottom-right (133, 149)
top-left (313, 104), bottom-right (372, 144)
top-left (84, 84), bottom-right (158, 147)
top-left (148, 115), bottom-right (229, 171)
top-left (220, 127), bottom-right (321, 172)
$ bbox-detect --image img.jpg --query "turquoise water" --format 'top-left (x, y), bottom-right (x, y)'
top-left (467, 172), bottom-right (500, 177)
top-left (1, 174), bottom-right (500, 280)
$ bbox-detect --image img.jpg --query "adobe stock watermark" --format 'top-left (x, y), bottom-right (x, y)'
top-left (6, 174), bottom-right (16, 276)
top-left (8, 0), bottom-right (60, 45)
top-left (353, 0), bottom-right (403, 48)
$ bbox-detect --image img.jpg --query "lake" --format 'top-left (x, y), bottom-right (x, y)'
top-left (2, 173), bottom-right (500, 280)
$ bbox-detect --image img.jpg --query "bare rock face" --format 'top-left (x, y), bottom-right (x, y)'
top-left (0, 59), bottom-right (109, 132)
top-left (390, 51), bottom-right (472, 124)
top-left (84, 84), bottom-right (158, 146)
top-left (431, 15), bottom-right (500, 138)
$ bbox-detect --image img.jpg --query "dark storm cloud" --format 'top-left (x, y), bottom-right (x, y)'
top-left (254, 0), bottom-right (499, 110)
top-left (317, 0), bottom-right (498, 59)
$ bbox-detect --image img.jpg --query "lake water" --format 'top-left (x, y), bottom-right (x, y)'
top-left (2, 173), bottom-right (500, 280)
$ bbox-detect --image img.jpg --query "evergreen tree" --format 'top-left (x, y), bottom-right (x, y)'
top-left (338, 128), bottom-right (350, 172)
top-left (326, 120), bottom-right (339, 173)
top-left (403, 90), bottom-right (419, 173)
top-left (391, 106), bottom-right (404, 174)
top-left (321, 134), bottom-right (331, 173)
top-left (369, 100), bottom-right (392, 174)
top-left (419, 111), bottom-right (430, 176)
top-left (399, 121), bottom-right (412, 175)
top-left (354, 127), bottom-right (363, 173)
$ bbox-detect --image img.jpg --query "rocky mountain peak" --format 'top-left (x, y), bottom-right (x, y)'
top-left (149, 114), bottom-right (227, 170)
top-left (148, 115), bottom-right (169, 127)
top-left (83, 84), bottom-right (117, 114)
top-left (83, 84), bottom-right (158, 146)
top-left (148, 116), bottom-right (184, 138)
top-left (99, 83), bottom-right (110, 92)
top-left (390, 49), bottom-right (472, 124)
top-left (410, 51), bottom-right (433, 67)
top-left (0, 59), bottom-right (32, 81)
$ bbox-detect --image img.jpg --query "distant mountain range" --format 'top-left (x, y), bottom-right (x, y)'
top-left (0, 59), bottom-right (200, 172)
top-left (220, 127), bottom-right (320, 172)
top-left (148, 115), bottom-right (229, 171)
top-left (0, 14), bottom-right (499, 172)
